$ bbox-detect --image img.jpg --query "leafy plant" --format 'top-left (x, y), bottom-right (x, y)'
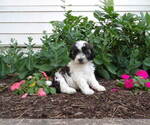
top-left (0, 3), bottom-right (150, 80)
top-left (35, 41), bottom-right (69, 75)
top-left (10, 72), bottom-right (56, 97)
top-left (0, 39), bottom-right (23, 78)
top-left (42, 11), bottom-right (95, 47)
top-left (91, 5), bottom-right (150, 79)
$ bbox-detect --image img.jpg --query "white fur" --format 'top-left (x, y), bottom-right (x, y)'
top-left (54, 41), bottom-right (106, 95)
top-left (75, 40), bottom-right (87, 50)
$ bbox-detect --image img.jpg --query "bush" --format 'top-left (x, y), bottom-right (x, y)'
top-left (0, 6), bottom-right (150, 80)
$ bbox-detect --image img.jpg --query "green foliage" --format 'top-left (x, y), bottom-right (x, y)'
top-left (0, 39), bottom-right (24, 78)
top-left (0, 5), bottom-right (150, 80)
top-left (43, 11), bottom-right (95, 47)
top-left (92, 6), bottom-right (150, 79)
top-left (35, 41), bottom-right (69, 74)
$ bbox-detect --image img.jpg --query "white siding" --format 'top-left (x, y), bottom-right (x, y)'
top-left (0, 0), bottom-right (150, 46)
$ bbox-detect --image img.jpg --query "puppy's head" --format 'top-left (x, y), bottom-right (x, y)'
top-left (69, 41), bottom-right (95, 64)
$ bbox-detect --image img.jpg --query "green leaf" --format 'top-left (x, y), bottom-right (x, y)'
top-left (94, 58), bottom-right (103, 65)
top-left (27, 88), bottom-right (35, 95)
top-left (143, 57), bottom-right (150, 67)
top-left (99, 68), bottom-right (110, 79)
top-left (105, 64), bottom-right (117, 74)
top-left (37, 80), bottom-right (45, 85)
top-left (145, 12), bottom-right (150, 25)
top-left (49, 87), bottom-right (56, 94)
top-left (117, 81), bottom-right (124, 87)
top-left (18, 71), bottom-right (28, 79)
top-left (35, 64), bottom-right (51, 71)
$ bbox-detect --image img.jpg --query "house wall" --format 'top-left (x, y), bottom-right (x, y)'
top-left (0, 0), bottom-right (150, 46)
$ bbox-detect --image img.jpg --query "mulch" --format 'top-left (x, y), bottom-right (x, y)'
top-left (0, 79), bottom-right (150, 119)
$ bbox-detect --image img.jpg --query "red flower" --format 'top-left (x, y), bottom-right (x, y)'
top-left (145, 82), bottom-right (150, 88)
top-left (124, 79), bottom-right (134, 89)
top-left (41, 72), bottom-right (49, 80)
top-left (10, 80), bottom-right (25, 91)
top-left (37, 88), bottom-right (47, 96)
top-left (21, 93), bottom-right (28, 98)
top-left (135, 70), bottom-right (149, 79)
top-left (121, 74), bottom-right (131, 79)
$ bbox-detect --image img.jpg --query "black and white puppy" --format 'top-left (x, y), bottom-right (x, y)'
top-left (50, 40), bottom-right (106, 95)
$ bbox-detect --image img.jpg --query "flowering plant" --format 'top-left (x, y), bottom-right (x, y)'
top-left (10, 72), bottom-right (56, 98)
top-left (117, 70), bottom-right (150, 91)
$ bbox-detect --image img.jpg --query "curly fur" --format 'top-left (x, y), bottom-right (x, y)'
top-left (52, 41), bottom-right (106, 95)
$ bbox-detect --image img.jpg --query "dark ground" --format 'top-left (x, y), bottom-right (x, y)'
top-left (0, 78), bottom-right (150, 119)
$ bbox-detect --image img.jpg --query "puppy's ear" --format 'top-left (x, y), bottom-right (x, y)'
top-left (86, 43), bottom-right (95, 60)
top-left (90, 44), bottom-right (95, 60)
top-left (69, 43), bottom-right (76, 60)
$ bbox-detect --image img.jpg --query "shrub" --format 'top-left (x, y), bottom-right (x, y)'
top-left (91, 6), bottom-right (150, 79)
top-left (0, 5), bottom-right (150, 80)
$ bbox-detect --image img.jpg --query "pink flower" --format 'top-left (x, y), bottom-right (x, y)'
top-left (10, 82), bottom-right (21, 91)
top-left (121, 74), bottom-right (131, 79)
top-left (111, 88), bottom-right (119, 92)
top-left (124, 79), bottom-right (134, 89)
top-left (10, 80), bottom-right (25, 91)
top-left (41, 72), bottom-right (49, 80)
top-left (145, 82), bottom-right (150, 88)
top-left (21, 93), bottom-right (28, 98)
top-left (135, 70), bottom-right (149, 79)
top-left (19, 80), bottom-right (26, 85)
top-left (37, 88), bottom-right (47, 96)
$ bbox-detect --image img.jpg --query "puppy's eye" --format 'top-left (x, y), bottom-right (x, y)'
top-left (73, 48), bottom-right (79, 54)
top-left (82, 47), bottom-right (90, 54)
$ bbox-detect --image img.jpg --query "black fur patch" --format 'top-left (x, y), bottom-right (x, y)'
top-left (69, 42), bottom-right (95, 61)
top-left (51, 66), bottom-right (71, 93)
top-left (52, 79), bottom-right (61, 93)
top-left (82, 43), bottom-right (95, 60)
top-left (59, 66), bottom-right (71, 76)
top-left (69, 44), bottom-right (79, 60)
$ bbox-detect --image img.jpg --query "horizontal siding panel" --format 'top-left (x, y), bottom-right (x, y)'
top-left (71, 12), bottom-right (96, 21)
top-left (0, 6), bottom-right (64, 12)
top-left (0, 23), bottom-right (52, 33)
top-left (66, 5), bottom-right (150, 12)
top-left (66, 5), bottom-right (100, 11)
top-left (1, 0), bottom-right (63, 6)
top-left (0, 34), bottom-right (45, 45)
top-left (115, 6), bottom-right (150, 12)
top-left (65, 0), bottom-right (102, 5)
top-left (0, 12), bottom-right (65, 23)
top-left (118, 12), bottom-right (147, 16)
top-left (115, 0), bottom-right (150, 5)
top-left (0, 6), bottom-right (149, 13)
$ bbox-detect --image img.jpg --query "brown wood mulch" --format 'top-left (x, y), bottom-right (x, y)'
top-left (0, 79), bottom-right (150, 119)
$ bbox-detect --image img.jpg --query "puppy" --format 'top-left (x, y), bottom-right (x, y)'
top-left (51, 40), bottom-right (106, 95)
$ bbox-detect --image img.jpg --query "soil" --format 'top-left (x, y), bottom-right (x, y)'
top-left (0, 79), bottom-right (150, 119)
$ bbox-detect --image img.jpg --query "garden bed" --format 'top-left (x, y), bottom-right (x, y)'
top-left (0, 79), bottom-right (150, 119)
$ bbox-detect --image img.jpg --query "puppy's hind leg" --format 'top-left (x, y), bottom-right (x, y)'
top-left (54, 72), bottom-right (76, 94)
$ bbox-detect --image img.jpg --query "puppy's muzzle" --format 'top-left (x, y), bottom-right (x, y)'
top-left (78, 58), bottom-right (84, 64)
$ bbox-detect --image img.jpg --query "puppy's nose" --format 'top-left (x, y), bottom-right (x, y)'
top-left (78, 58), bottom-right (83, 63)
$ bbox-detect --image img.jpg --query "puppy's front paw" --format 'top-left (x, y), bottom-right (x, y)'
top-left (65, 88), bottom-right (77, 94)
top-left (83, 89), bottom-right (94, 95)
top-left (96, 85), bottom-right (106, 91)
